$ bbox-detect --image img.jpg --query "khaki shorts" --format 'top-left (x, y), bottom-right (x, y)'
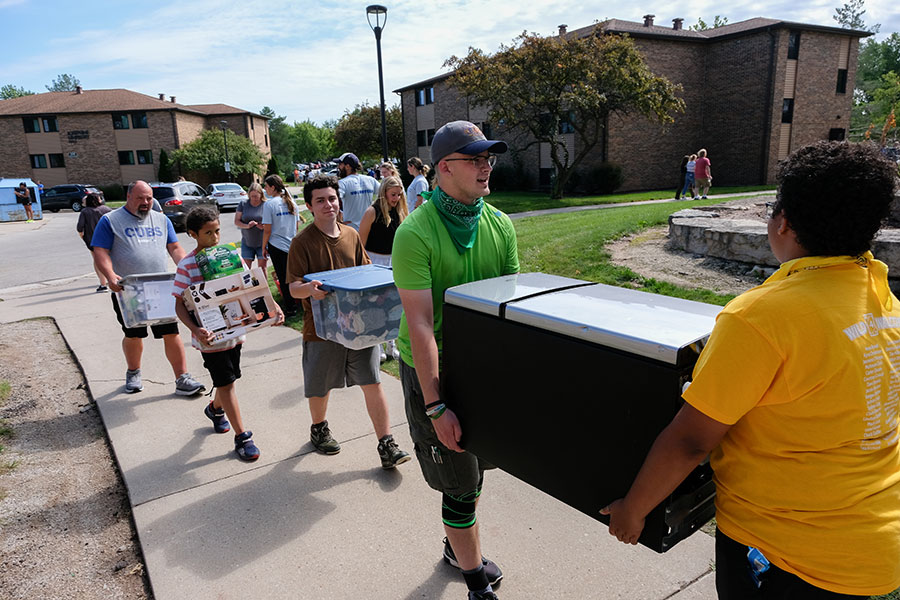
top-left (301, 339), bottom-right (379, 398)
top-left (400, 360), bottom-right (494, 496)
top-left (695, 177), bottom-right (711, 188)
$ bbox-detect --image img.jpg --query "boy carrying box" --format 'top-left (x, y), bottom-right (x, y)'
top-left (173, 206), bottom-right (285, 462)
top-left (286, 175), bottom-right (411, 469)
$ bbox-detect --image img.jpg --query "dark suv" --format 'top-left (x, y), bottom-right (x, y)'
top-left (149, 181), bottom-right (217, 230)
top-left (41, 184), bottom-right (104, 212)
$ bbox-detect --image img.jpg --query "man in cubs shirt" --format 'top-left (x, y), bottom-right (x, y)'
top-left (602, 142), bottom-right (900, 598)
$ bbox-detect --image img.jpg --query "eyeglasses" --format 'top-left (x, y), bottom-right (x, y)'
top-left (765, 201), bottom-right (780, 219)
top-left (443, 154), bottom-right (497, 169)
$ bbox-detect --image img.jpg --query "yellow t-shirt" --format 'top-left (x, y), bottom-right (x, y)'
top-left (684, 253), bottom-right (900, 595)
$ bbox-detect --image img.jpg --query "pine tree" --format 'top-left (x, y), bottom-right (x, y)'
top-left (157, 149), bottom-right (174, 182)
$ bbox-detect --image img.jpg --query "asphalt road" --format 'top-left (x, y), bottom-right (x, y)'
top-left (0, 209), bottom-right (244, 291)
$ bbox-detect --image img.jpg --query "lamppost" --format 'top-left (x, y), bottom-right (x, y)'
top-left (366, 4), bottom-right (389, 164)
top-left (220, 120), bottom-right (232, 182)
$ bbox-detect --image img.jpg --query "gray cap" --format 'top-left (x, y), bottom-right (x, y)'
top-left (430, 121), bottom-right (507, 165)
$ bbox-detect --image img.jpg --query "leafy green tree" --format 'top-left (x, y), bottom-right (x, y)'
top-left (292, 120), bottom-right (337, 163)
top-left (157, 149), bottom-right (174, 182)
top-left (46, 73), bottom-right (81, 92)
top-left (266, 155), bottom-right (280, 177)
top-left (855, 33), bottom-right (900, 103)
top-left (446, 28), bottom-right (684, 199)
top-left (172, 128), bottom-right (265, 180)
top-left (689, 16), bottom-right (729, 31)
top-left (333, 103), bottom-right (403, 161)
top-left (0, 84), bottom-right (35, 99)
top-left (260, 106), bottom-right (294, 173)
top-left (833, 0), bottom-right (880, 31)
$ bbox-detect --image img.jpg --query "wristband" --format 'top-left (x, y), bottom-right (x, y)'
top-left (428, 406), bottom-right (447, 421)
top-left (424, 400), bottom-right (443, 410)
top-left (425, 403), bottom-right (446, 418)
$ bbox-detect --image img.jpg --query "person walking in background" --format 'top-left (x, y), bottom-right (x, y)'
top-left (286, 175), bottom-right (411, 470)
top-left (406, 157), bottom-right (430, 212)
top-left (235, 182), bottom-right (268, 273)
top-left (14, 182), bottom-right (34, 223)
top-left (379, 161), bottom-right (400, 181)
top-left (262, 174), bottom-right (305, 318)
top-left (358, 175), bottom-right (409, 362)
top-left (694, 148), bottom-right (712, 199)
top-left (675, 155), bottom-right (689, 200)
top-left (76, 192), bottom-right (112, 292)
top-left (336, 152), bottom-right (379, 231)
top-left (682, 154), bottom-right (697, 200)
top-left (601, 141), bottom-right (900, 598)
top-left (393, 121), bottom-right (518, 600)
top-left (91, 180), bottom-right (205, 396)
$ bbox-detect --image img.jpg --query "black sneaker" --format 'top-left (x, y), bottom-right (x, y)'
top-left (468, 590), bottom-right (499, 600)
top-left (444, 537), bottom-right (503, 586)
top-left (234, 430), bottom-right (259, 461)
top-left (204, 402), bottom-right (231, 433)
top-left (377, 434), bottom-right (411, 469)
top-left (310, 420), bottom-right (341, 454)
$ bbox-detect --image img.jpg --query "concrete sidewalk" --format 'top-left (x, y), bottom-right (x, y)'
top-left (0, 274), bottom-right (716, 599)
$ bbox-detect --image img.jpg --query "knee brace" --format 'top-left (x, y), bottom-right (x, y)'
top-left (442, 484), bottom-right (483, 529)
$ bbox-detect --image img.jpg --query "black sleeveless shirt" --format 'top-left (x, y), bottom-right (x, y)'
top-left (365, 203), bottom-right (401, 255)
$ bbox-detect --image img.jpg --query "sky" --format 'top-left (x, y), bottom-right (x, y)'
top-left (1, 0), bottom-right (897, 126)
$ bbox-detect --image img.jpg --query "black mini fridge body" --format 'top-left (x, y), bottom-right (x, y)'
top-left (441, 273), bottom-right (722, 552)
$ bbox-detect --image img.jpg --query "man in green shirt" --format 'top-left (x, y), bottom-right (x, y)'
top-left (393, 121), bottom-right (518, 600)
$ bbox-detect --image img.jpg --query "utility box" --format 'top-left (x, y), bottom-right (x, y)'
top-left (441, 273), bottom-right (722, 552)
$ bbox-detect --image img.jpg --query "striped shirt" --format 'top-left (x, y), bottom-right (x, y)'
top-left (172, 249), bottom-right (243, 351)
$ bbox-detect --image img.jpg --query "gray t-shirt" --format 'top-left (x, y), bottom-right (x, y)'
top-left (338, 174), bottom-right (380, 229)
top-left (91, 206), bottom-right (177, 276)
top-left (237, 199), bottom-right (265, 248)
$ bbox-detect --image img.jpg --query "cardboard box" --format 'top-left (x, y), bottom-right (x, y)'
top-left (304, 264), bottom-right (401, 350)
top-left (182, 267), bottom-right (278, 346)
top-left (196, 242), bottom-right (243, 280)
top-left (115, 272), bottom-right (177, 328)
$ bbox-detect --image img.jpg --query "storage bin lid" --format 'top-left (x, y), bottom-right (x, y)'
top-left (443, 272), bottom-right (591, 317)
top-left (304, 264), bottom-right (394, 292)
top-left (118, 271), bottom-right (175, 285)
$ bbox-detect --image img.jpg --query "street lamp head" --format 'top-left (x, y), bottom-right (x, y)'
top-left (366, 4), bottom-right (387, 31)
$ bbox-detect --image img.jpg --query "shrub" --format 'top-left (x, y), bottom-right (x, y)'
top-left (157, 149), bottom-right (174, 182)
top-left (580, 162), bottom-right (625, 195)
top-left (98, 184), bottom-right (125, 201)
top-left (490, 163), bottom-right (531, 192)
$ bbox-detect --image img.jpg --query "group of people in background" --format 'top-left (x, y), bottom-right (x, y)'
top-left (676, 149), bottom-right (712, 200)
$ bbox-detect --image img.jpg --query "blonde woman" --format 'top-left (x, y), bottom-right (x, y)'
top-left (378, 161), bottom-right (400, 180)
top-left (262, 174), bottom-right (305, 316)
top-left (358, 175), bottom-right (409, 362)
top-left (234, 182), bottom-right (268, 272)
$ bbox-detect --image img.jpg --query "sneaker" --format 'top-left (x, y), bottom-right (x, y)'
top-left (26, 219), bottom-right (34, 223)
top-left (96, 285), bottom-right (108, 293)
top-left (377, 434), bottom-right (411, 469)
top-left (701, 195), bottom-right (708, 199)
top-left (234, 430), bottom-right (260, 461)
top-left (125, 368), bottom-right (143, 393)
top-left (204, 402), bottom-right (231, 433)
top-left (310, 420), bottom-right (341, 454)
top-left (380, 345), bottom-right (388, 363)
top-left (389, 339), bottom-right (400, 361)
top-left (444, 537), bottom-right (503, 586)
top-left (175, 372), bottom-right (206, 396)
top-left (468, 591), bottom-right (499, 600)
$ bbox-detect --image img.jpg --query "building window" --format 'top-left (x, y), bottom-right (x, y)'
top-left (42, 116), bottom-right (58, 132)
top-left (836, 69), bottom-right (848, 94)
top-left (30, 154), bottom-right (47, 169)
top-left (118, 150), bottom-right (135, 165)
top-left (131, 112), bottom-right (148, 128)
top-left (829, 128), bottom-right (846, 141)
top-left (415, 86), bottom-right (435, 106)
top-left (136, 150), bottom-right (153, 164)
top-left (48, 153), bottom-right (65, 168)
top-left (788, 31), bottom-right (800, 59)
top-left (250, 118), bottom-right (255, 130)
top-left (264, 134), bottom-right (268, 147)
top-left (112, 113), bottom-right (130, 130)
top-left (559, 112), bottom-right (576, 135)
top-left (23, 117), bottom-right (40, 133)
top-left (474, 122), bottom-right (493, 139)
top-left (781, 99), bottom-right (794, 123)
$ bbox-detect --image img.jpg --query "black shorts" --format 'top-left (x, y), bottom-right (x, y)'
top-left (201, 344), bottom-right (242, 388)
top-left (111, 293), bottom-right (179, 339)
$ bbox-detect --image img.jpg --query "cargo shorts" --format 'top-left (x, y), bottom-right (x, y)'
top-left (399, 360), bottom-right (494, 496)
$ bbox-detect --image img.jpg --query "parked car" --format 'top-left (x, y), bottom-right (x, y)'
top-left (149, 181), bottom-right (216, 230)
top-left (206, 182), bottom-right (247, 211)
top-left (40, 184), bottom-right (104, 212)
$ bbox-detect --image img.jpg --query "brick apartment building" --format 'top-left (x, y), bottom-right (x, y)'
top-left (0, 87), bottom-right (270, 188)
top-left (395, 16), bottom-right (870, 192)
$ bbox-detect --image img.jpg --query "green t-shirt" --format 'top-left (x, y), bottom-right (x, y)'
top-left (392, 199), bottom-right (519, 367)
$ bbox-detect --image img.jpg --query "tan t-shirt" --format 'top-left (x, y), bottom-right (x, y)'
top-left (286, 223), bottom-right (371, 341)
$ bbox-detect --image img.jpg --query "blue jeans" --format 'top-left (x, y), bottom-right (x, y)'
top-left (681, 173), bottom-right (696, 198)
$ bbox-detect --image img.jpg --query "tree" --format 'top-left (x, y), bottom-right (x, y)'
top-left (689, 16), bottom-right (729, 31)
top-left (1, 84), bottom-right (35, 99)
top-left (292, 120), bottom-right (336, 163)
top-left (333, 103), bottom-right (404, 161)
top-left (46, 73), bottom-right (81, 92)
top-left (446, 28), bottom-right (684, 199)
top-left (157, 149), bottom-right (174, 182)
top-left (172, 128), bottom-right (265, 180)
top-left (266, 156), bottom-right (280, 177)
top-left (855, 33), bottom-right (900, 103)
top-left (260, 106), bottom-right (294, 172)
top-left (833, 0), bottom-right (880, 32)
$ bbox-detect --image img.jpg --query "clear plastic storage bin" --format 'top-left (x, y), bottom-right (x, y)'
top-left (115, 272), bottom-right (177, 328)
top-left (304, 264), bottom-right (402, 349)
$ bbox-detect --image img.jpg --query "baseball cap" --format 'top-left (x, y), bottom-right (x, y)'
top-left (431, 121), bottom-right (507, 165)
top-left (337, 152), bottom-right (361, 169)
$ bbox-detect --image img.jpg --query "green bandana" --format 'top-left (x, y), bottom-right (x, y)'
top-left (423, 186), bottom-right (484, 254)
